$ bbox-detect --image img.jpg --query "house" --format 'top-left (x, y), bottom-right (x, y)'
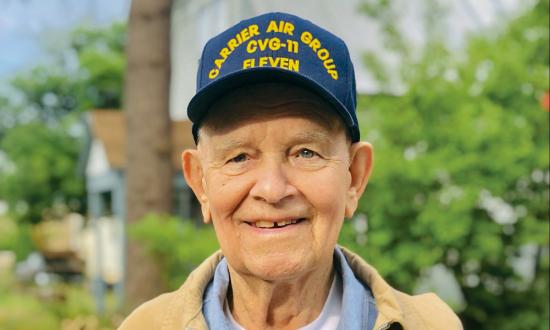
top-left (81, 110), bottom-right (199, 222)
top-left (79, 109), bottom-right (198, 311)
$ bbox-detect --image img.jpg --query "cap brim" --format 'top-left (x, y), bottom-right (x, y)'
top-left (187, 67), bottom-right (357, 138)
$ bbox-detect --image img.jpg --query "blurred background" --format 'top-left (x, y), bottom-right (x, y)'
top-left (0, 0), bottom-right (548, 329)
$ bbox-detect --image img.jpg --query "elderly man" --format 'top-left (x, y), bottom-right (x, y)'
top-left (120, 12), bottom-right (462, 330)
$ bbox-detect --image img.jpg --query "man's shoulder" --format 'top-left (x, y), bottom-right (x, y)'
top-left (118, 251), bottom-right (224, 330)
top-left (393, 290), bottom-right (463, 329)
top-left (118, 291), bottom-right (179, 330)
top-left (339, 246), bottom-right (463, 330)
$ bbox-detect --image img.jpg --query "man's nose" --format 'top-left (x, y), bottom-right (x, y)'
top-left (249, 160), bottom-right (297, 204)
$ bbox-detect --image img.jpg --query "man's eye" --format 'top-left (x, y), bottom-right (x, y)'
top-left (229, 153), bottom-right (248, 163)
top-left (298, 148), bottom-right (317, 159)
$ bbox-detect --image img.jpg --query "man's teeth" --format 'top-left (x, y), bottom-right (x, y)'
top-left (254, 219), bottom-right (300, 228)
top-left (255, 221), bottom-right (275, 228)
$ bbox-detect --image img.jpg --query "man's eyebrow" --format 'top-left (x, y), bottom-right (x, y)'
top-left (208, 129), bottom-right (333, 155)
top-left (290, 130), bottom-right (332, 145)
top-left (212, 137), bottom-right (249, 155)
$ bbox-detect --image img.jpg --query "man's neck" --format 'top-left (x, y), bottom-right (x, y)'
top-left (227, 263), bottom-right (334, 330)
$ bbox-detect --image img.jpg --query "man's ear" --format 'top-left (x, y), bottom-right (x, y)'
top-left (182, 149), bottom-right (212, 223)
top-left (345, 142), bottom-right (374, 219)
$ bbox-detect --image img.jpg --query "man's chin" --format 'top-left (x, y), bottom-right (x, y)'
top-left (239, 250), bottom-right (314, 281)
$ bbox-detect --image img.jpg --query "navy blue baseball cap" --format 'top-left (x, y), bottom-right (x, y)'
top-left (187, 12), bottom-right (360, 143)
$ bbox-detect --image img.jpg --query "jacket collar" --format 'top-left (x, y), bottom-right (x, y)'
top-left (338, 246), bottom-right (405, 329)
top-left (169, 247), bottom-right (406, 330)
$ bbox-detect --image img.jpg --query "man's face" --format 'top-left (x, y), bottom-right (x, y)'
top-left (183, 85), bottom-right (372, 281)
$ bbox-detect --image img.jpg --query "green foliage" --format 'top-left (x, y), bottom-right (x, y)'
top-left (0, 95), bottom-right (13, 139)
top-left (0, 22), bottom-right (126, 225)
top-left (0, 216), bottom-right (18, 250)
top-left (341, 0), bottom-right (549, 328)
top-left (70, 23), bottom-right (126, 54)
top-left (0, 291), bottom-right (59, 330)
top-left (129, 215), bottom-right (220, 290)
top-left (8, 22), bottom-right (126, 122)
top-left (10, 67), bottom-right (82, 124)
top-left (0, 216), bottom-right (33, 260)
top-left (46, 284), bottom-right (96, 321)
top-left (0, 21), bottom-right (126, 330)
top-left (71, 22), bottom-right (126, 111)
top-left (0, 272), bottom-right (117, 330)
top-left (0, 123), bottom-right (83, 223)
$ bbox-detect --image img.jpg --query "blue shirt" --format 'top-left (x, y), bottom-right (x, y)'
top-left (202, 247), bottom-right (378, 329)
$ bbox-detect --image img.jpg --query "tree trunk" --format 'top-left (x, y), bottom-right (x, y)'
top-left (124, 0), bottom-right (172, 309)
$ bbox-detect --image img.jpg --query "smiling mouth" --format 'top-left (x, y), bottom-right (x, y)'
top-left (245, 218), bottom-right (306, 229)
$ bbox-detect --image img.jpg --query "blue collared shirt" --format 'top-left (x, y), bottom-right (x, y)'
top-left (202, 247), bottom-right (378, 329)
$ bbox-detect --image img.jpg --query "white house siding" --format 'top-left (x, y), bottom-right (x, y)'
top-left (85, 140), bottom-right (111, 177)
top-left (80, 217), bottom-right (123, 284)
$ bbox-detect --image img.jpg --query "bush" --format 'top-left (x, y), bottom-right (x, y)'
top-left (0, 215), bottom-right (34, 261)
top-left (0, 270), bottom-right (119, 330)
top-left (129, 214), bottom-right (219, 290)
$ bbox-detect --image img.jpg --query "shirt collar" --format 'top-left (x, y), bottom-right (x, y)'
top-left (202, 247), bottom-right (378, 330)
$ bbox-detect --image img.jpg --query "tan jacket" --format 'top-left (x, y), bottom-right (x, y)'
top-left (119, 247), bottom-right (462, 330)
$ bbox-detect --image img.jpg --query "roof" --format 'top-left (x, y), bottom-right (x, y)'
top-left (87, 110), bottom-right (195, 171)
